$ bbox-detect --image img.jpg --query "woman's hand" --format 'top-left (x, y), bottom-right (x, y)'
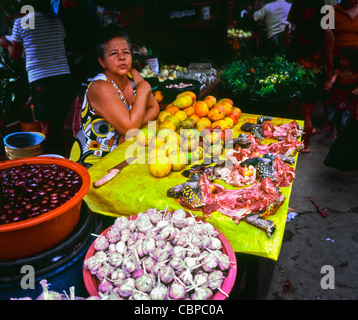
top-left (0, 36), bottom-right (10, 49)
top-left (352, 87), bottom-right (358, 96)
top-left (136, 78), bottom-right (152, 97)
top-left (323, 81), bottom-right (332, 92)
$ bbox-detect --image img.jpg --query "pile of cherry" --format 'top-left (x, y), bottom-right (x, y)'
top-left (0, 163), bottom-right (82, 225)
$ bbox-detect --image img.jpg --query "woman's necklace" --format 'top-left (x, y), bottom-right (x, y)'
top-left (107, 75), bottom-right (132, 109)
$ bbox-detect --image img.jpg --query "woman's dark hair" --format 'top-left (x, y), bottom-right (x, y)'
top-left (95, 24), bottom-right (132, 59)
top-left (24, 0), bottom-right (52, 14)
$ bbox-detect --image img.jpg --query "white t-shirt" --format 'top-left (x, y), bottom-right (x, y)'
top-left (253, 0), bottom-right (292, 39)
top-left (11, 12), bottom-right (70, 83)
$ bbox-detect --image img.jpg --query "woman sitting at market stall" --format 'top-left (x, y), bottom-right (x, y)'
top-left (70, 25), bottom-right (159, 165)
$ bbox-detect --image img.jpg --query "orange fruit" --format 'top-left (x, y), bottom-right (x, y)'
top-left (166, 106), bottom-right (180, 115)
top-left (194, 101), bottom-right (209, 118)
top-left (203, 95), bottom-right (217, 109)
top-left (189, 114), bottom-right (200, 123)
top-left (174, 110), bottom-right (187, 122)
top-left (148, 155), bottom-right (172, 177)
top-left (183, 106), bottom-right (195, 117)
top-left (208, 105), bottom-right (226, 121)
top-left (196, 117), bottom-right (212, 131)
top-left (228, 110), bottom-right (240, 125)
top-left (232, 107), bottom-right (242, 118)
top-left (154, 90), bottom-right (164, 103)
top-left (215, 101), bottom-right (233, 116)
top-left (218, 98), bottom-right (234, 106)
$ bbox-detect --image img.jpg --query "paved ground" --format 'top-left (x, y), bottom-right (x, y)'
top-left (265, 103), bottom-right (358, 300)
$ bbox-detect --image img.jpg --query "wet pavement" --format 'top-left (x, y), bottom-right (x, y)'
top-left (265, 103), bottom-right (358, 300)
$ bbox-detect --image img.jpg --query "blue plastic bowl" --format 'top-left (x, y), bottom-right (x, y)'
top-left (3, 132), bottom-right (45, 149)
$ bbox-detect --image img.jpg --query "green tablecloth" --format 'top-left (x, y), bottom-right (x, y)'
top-left (84, 113), bottom-right (303, 260)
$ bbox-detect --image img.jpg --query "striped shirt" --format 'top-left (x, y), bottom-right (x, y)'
top-left (12, 12), bottom-right (70, 83)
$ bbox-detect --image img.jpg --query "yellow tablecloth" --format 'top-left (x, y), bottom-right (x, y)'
top-left (84, 113), bottom-right (303, 260)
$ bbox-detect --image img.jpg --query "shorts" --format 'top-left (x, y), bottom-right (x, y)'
top-left (300, 70), bottom-right (326, 104)
top-left (30, 74), bottom-right (74, 123)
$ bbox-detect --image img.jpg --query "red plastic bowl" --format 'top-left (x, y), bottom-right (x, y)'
top-left (83, 214), bottom-right (237, 300)
top-left (0, 157), bottom-right (90, 260)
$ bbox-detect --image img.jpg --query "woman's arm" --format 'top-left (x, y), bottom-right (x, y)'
top-left (130, 68), bottom-right (160, 126)
top-left (323, 28), bottom-right (335, 92)
top-left (87, 79), bottom-right (150, 136)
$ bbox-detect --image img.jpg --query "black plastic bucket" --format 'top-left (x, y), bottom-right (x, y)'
top-left (0, 201), bottom-right (95, 300)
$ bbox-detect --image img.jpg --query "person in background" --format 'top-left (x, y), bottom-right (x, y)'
top-left (324, 0), bottom-right (358, 93)
top-left (321, 0), bottom-right (358, 133)
top-left (325, 46), bottom-right (358, 138)
top-left (287, 0), bottom-right (326, 153)
top-left (57, 0), bottom-right (101, 84)
top-left (0, 0), bottom-right (75, 156)
top-left (253, 0), bottom-right (292, 57)
top-left (69, 25), bottom-right (159, 165)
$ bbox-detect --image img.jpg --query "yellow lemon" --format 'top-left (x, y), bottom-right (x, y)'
top-left (181, 137), bottom-right (199, 152)
top-left (148, 146), bottom-right (167, 161)
top-left (223, 117), bottom-right (234, 129)
top-left (137, 127), bottom-right (155, 146)
top-left (165, 131), bottom-right (181, 146)
top-left (158, 110), bottom-right (171, 123)
top-left (159, 120), bottom-right (177, 132)
top-left (205, 144), bottom-right (223, 157)
top-left (203, 131), bottom-right (221, 145)
top-left (163, 142), bottom-right (180, 156)
top-left (148, 136), bottom-right (166, 149)
top-left (148, 155), bottom-right (172, 178)
top-left (168, 150), bottom-right (188, 171)
top-left (164, 115), bottom-right (180, 130)
top-left (212, 120), bottom-right (230, 131)
top-left (180, 128), bottom-right (200, 140)
top-left (190, 146), bottom-right (203, 162)
top-left (157, 128), bottom-right (175, 140)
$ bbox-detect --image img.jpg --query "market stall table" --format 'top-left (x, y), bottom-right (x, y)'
top-left (83, 113), bottom-right (303, 299)
top-left (84, 114), bottom-right (302, 259)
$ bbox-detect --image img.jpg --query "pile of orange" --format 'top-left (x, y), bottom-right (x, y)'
top-left (147, 91), bottom-right (243, 178)
top-left (157, 91), bottom-right (242, 133)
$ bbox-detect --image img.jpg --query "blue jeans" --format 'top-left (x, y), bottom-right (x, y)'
top-left (326, 106), bottom-right (352, 132)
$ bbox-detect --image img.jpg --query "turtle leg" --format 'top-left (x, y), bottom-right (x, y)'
top-left (241, 122), bottom-right (260, 132)
top-left (244, 214), bottom-right (276, 238)
top-left (251, 126), bottom-right (265, 140)
top-left (260, 193), bottom-right (285, 219)
top-left (257, 116), bottom-right (273, 124)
